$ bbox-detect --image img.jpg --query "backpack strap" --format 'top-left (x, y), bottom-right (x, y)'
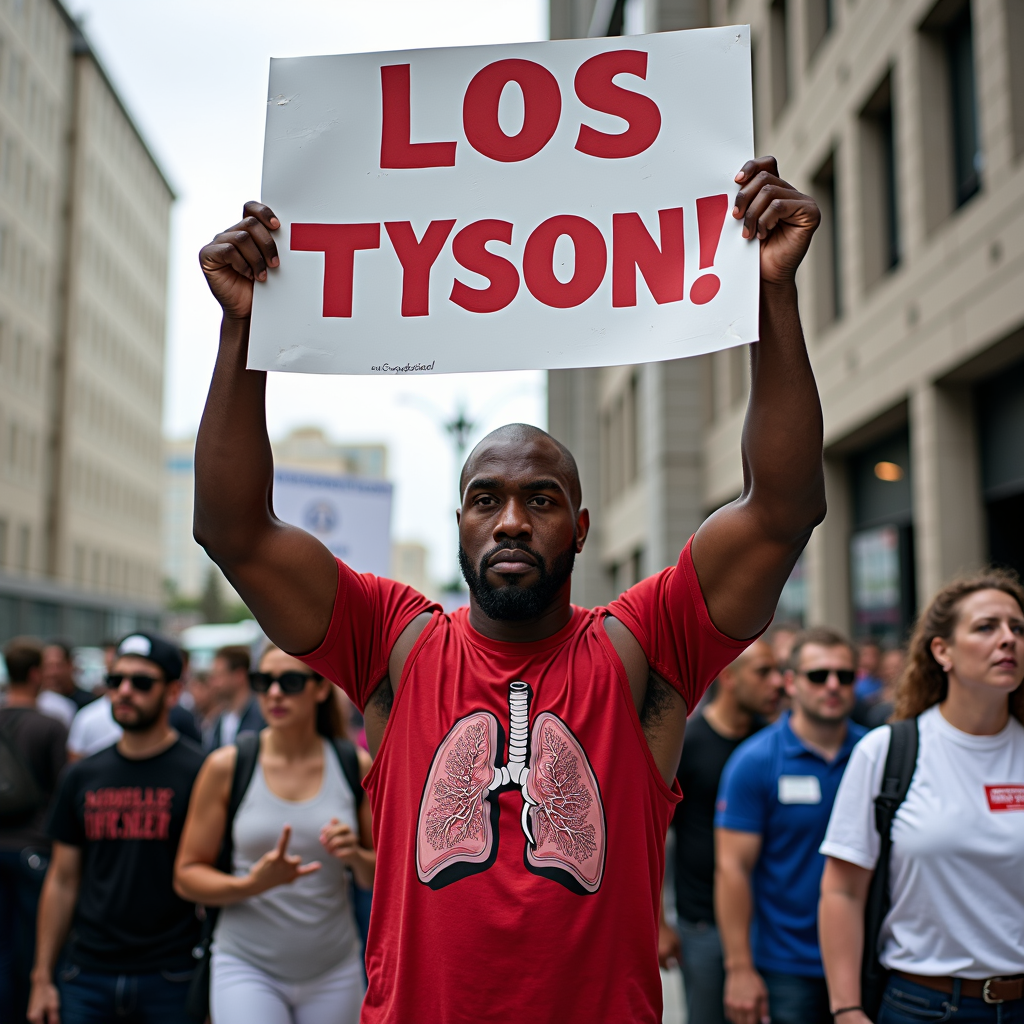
top-left (874, 718), bottom-right (918, 838)
top-left (331, 737), bottom-right (365, 809)
top-left (861, 716), bottom-right (919, 1018)
top-left (216, 731), bottom-right (261, 873)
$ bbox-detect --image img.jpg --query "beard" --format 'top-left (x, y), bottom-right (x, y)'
top-left (112, 698), bottom-right (164, 732)
top-left (459, 539), bottom-right (576, 621)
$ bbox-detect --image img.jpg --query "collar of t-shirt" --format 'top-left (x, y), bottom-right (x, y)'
top-left (780, 710), bottom-right (863, 765)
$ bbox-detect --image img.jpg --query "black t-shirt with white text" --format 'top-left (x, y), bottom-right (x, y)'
top-left (47, 737), bottom-right (205, 973)
top-left (672, 711), bottom-right (761, 924)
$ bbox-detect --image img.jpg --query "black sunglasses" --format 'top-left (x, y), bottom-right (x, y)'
top-left (106, 672), bottom-right (162, 692)
top-left (803, 668), bottom-right (856, 686)
top-left (249, 671), bottom-right (315, 695)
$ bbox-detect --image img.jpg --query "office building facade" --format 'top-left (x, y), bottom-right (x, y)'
top-left (0, 0), bottom-right (172, 645)
top-left (549, 0), bottom-right (1024, 643)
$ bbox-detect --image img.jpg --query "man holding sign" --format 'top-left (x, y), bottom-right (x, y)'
top-left (195, 149), bottom-right (820, 1023)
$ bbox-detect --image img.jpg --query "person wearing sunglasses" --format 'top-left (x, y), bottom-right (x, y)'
top-left (715, 627), bottom-right (864, 1024)
top-left (820, 572), bottom-right (1024, 1024)
top-left (28, 632), bottom-right (205, 1024)
top-left (175, 645), bottom-right (374, 1024)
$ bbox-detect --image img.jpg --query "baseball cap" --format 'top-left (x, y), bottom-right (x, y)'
top-left (116, 632), bottom-right (184, 683)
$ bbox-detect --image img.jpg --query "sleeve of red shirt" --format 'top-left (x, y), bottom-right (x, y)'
top-left (606, 536), bottom-right (761, 711)
top-left (298, 558), bottom-right (441, 711)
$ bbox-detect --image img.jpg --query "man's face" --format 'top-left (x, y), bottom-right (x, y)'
top-left (208, 656), bottom-right (245, 701)
top-left (731, 641), bottom-right (783, 718)
top-left (42, 646), bottom-right (74, 694)
top-left (457, 434), bottom-right (588, 621)
top-left (857, 642), bottom-right (881, 677)
top-left (109, 655), bottom-right (173, 732)
top-left (786, 643), bottom-right (856, 724)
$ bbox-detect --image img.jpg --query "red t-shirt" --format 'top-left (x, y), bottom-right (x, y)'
top-left (302, 538), bottom-right (751, 1024)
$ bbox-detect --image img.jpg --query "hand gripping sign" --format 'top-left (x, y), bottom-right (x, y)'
top-left (249, 27), bottom-right (757, 375)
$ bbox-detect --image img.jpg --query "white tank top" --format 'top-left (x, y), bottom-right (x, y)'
top-left (214, 738), bottom-right (360, 980)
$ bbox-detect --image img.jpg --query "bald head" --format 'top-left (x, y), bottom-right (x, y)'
top-left (460, 424), bottom-right (582, 512)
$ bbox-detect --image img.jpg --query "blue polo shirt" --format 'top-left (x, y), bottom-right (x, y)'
top-left (715, 712), bottom-right (866, 976)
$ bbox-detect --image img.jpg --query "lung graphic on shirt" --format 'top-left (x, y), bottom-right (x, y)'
top-left (416, 681), bottom-right (607, 895)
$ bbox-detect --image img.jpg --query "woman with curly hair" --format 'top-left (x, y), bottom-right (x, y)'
top-left (818, 570), bottom-right (1024, 1024)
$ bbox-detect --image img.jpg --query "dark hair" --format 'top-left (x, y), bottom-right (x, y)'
top-left (894, 569), bottom-right (1024, 724)
top-left (44, 640), bottom-right (73, 662)
top-left (214, 645), bottom-right (251, 674)
top-left (788, 626), bottom-right (855, 672)
top-left (315, 679), bottom-right (347, 739)
top-left (4, 637), bottom-right (43, 683)
top-left (257, 643), bottom-right (345, 738)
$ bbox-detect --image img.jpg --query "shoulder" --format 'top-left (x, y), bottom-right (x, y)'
top-left (174, 735), bottom-right (206, 766)
top-left (720, 725), bottom-right (778, 790)
top-left (203, 744), bottom-right (238, 782)
top-left (852, 723), bottom-right (893, 764)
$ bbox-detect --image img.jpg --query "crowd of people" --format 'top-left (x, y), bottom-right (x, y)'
top-left (3, 565), bottom-right (1021, 1024)
top-left (0, 633), bottom-right (373, 1024)
top-left (660, 571), bottom-right (1024, 1024)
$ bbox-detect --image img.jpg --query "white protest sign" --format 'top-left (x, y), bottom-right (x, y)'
top-left (249, 27), bottom-right (756, 376)
top-left (272, 468), bottom-right (392, 575)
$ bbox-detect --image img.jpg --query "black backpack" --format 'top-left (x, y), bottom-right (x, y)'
top-left (0, 710), bottom-right (45, 821)
top-left (185, 732), bottom-right (364, 1020)
top-left (861, 717), bottom-right (919, 1019)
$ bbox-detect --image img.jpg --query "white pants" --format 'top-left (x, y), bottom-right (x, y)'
top-left (211, 948), bottom-right (365, 1024)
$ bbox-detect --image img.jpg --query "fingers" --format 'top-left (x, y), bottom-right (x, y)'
top-left (210, 228), bottom-right (270, 282)
top-left (735, 155), bottom-right (779, 184)
top-left (296, 860), bottom-right (322, 876)
top-left (756, 197), bottom-right (821, 240)
top-left (275, 825), bottom-right (292, 858)
top-left (242, 200), bottom-right (280, 232)
top-left (737, 174), bottom-right (798, 241)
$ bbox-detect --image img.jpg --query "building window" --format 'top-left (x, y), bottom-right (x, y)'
top-left (812, 151), bottom-right (841, 329)
top-left (601, 370), bottom-right (640, 503)
top-left (977, 357), bottom-right (1024, 580)
top-left (859, 72), bottom-right (900, 288)
top-left (806, 0), bottom-right (834, 62)
top-left (849, 428), bottom-right (916, 644)
top-left (1009, 0), bottom-right (1024, 159)
top-left (16, 523), bottom-right (29, 573)
top-left (944, 5), bottom-right (981, 206)
top-left (770, 0), bottom-right (790, 121)
top-left (920, 0), bottom-right (982, 230)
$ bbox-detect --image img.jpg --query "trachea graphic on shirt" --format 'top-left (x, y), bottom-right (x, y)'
top-left (416, 680), bottom-right (607, 895)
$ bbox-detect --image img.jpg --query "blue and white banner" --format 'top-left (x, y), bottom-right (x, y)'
top-left (273, 468), bottom-right (393, 576)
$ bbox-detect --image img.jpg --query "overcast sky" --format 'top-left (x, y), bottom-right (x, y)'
top-left (62, 0), bottom-right (548, 586)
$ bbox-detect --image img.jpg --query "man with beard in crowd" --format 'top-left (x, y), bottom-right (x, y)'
top-left (191, 156), bottom-right (823, 1024)
top-left (28, 633), bottom-right (204, 1024)
top-left (660, 639), bottom-right (784, 1024)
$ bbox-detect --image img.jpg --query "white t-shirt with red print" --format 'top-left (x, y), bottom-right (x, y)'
top-left (821, 704), bottom-right (1024, 978)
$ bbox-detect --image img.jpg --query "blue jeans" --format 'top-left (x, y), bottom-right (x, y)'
top-left (0, 846), bottom-right (49, 1023)
top-left (58, 964), bottom-right (195, 1024)
top-left (677, 918), bottom-right (727, 1024)
top-left (761, 969), bottom-right (832, 1024)
top-left (878, 976), bottom-right (1024, 1024)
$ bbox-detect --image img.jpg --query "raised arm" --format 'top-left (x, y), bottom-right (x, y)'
top-left (195, 203), bottom-right (337, 653)
top-left (692, 156), bottom-right (824, 640)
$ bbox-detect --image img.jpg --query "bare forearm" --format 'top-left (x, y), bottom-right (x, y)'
top-left (820, 889), bottom-right (865, 1010)
top-left (32, 874), bottom-right (78, 981)
top-left (742, 282), bottom-right (825, 538)
top-left (175, 862), bottom-right (262, 907)
top-left (349, 848), bottom-right (376, 889)
top-left (715, 862), bottom-right (756, 970)
top-left (193, 315), bottom-right (274, 563)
